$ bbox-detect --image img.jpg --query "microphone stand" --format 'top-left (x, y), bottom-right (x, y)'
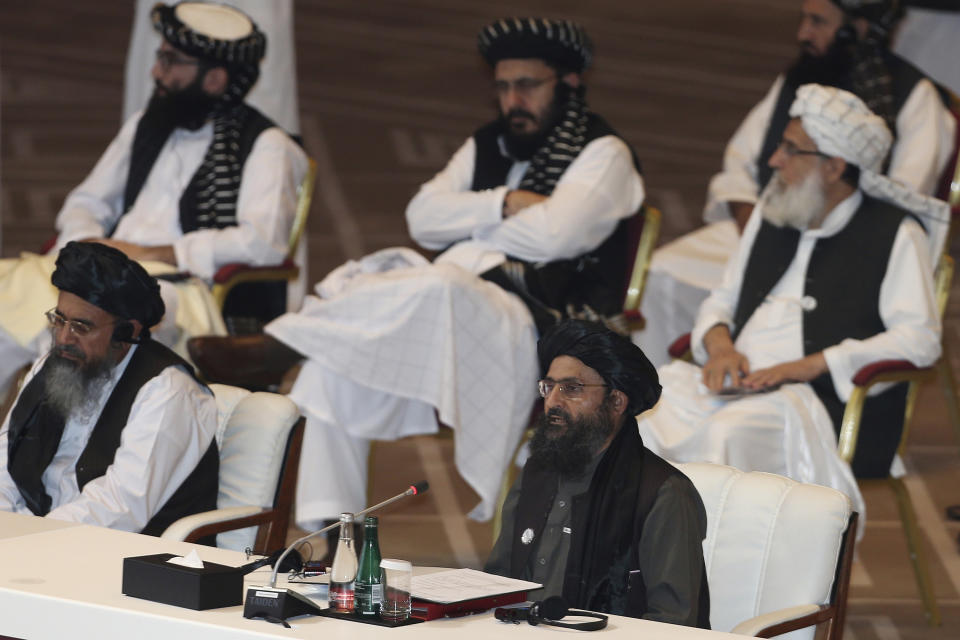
top-left (244, 481), bottom-right (428, 623)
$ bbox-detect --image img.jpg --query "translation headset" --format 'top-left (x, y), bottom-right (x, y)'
top-left (495, 596), bottom-right (608, 631)
top-left (111, 321), bottom-right (138, 344)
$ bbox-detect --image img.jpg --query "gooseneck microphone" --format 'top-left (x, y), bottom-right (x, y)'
top-left (495, 596), bottom-right (608, 631)
top-left (243, 481), bottom-right (429, 623)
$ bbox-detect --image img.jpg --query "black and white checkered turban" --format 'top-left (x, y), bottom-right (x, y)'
top-left (478, 17), bottom-right (593, 72)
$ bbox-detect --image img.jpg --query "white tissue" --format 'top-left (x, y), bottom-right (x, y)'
top-left (166, 549), bottom-right (204, 569)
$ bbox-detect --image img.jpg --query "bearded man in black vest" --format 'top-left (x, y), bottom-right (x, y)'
top-left (636, 0), bottom-right (954, 369)
top-left (0, 242), bottom-right (218, 535)
top-left (486, 320), bottom-right (710, 627)
top-left (187, 18), bottom-right (645, 532)
top-left (0, 1), bottom-right (307, 399)
top-left (639, 85), bottom-right (948, 521)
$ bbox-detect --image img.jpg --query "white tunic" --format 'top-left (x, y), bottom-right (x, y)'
top-left (0, 345), bottom-right (217, 533)
top-left (53, 111), bottom-right (307, 282)
top-left (637, 72), bottom-right (954, 367)
top-left (270, 133), bottom-right (645, 528)
top-left (637, 192), bottom-right (941, 522)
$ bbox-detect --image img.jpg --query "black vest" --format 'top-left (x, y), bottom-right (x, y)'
top-left (732, 196), bottom-right (911, 477)
top-left (511, 425), bottom-right (710, 625)
top-left (121, 104), bottom-right (276, 235)
top-left (756, 52), bottom-right (930, 189)
top-left (6, 340), bottom-right (219, 535)
top-left (471, 115), bottom-right (642, 332)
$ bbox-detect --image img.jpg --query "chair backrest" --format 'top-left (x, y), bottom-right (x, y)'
top-left (209, 383), bottom-right (301, 551)
top-left (622, 204), bottom-right (662, 315)
top-left (676, 463), bottom-right (853, 639)
top-left (286, 157), bottom-right (317, 260)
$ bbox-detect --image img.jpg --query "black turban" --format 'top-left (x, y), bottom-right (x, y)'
top-left (478, 17), bottom-right (593, 73)
top-left (151, 2), bottom-right (266, 104)
top-left (51, 242), bottom-right (165, 335)
top-left (538, 320), bottom-right (661, 416)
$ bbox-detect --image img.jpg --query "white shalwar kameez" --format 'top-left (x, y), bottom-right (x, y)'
top-left (0, 346), bottom-right (217, 532)
top-left (268, 132), bottom-right (645, 527)
top-left (0, 111), bottom-right (307, 393)
top-left (636, 74), bottom-right (954, 367)
top-left (637, 191), bottom-right (941, 521)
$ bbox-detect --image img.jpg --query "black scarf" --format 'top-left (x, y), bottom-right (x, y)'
top-left (517, 88), bottom-right (589, 196)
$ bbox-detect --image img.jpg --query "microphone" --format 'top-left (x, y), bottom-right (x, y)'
top-left (243, 481), bottom-right (430, 623)
top-left (495, 596), bottom-right (607, 631)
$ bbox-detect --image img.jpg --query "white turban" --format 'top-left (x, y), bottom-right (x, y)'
top-left (789, 83), bottom-right (950, 258)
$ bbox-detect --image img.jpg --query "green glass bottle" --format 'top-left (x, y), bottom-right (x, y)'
top-left (354, 516), bottom-right (384, 615)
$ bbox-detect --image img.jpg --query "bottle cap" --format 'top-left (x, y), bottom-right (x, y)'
top-left (339, 512), bottom-right (354, 523)
top-left (380, 559), bottom-right (412, 571)
top-left (364, 515), bottom-right (378, 525)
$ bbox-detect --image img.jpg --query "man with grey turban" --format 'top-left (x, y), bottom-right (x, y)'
top-left (636, 0), bottom-right (953, 369)
top-left (638, 85), bottom-right (943, 521)
top-left (486, 320), bottom-right (710, 627)
top-left (0, 242), bottom-right (218, 535)
top-left (188, 17), bottom-right (644, 534)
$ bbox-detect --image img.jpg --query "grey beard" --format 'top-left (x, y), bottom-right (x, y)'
top-left (527, 403), bottom-right (617, 476)
top-left (760, 169), bottom-right (827, 231)
top-left (42, 351), bottom-right (115, 422)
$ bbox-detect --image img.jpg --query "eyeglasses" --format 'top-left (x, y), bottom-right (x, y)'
top-left (538, 379), bottom-right (608, 400)
top-left (776, 139), bottom-right (829, 159)
top-left (44, 309), bottom-right (115, 338)
top-left (154, 49), bottom-right (201, 72)
top-left (493, 75), bottom-right (557, 97)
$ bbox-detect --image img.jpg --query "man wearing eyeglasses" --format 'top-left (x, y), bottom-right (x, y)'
top-left (0, 242), bottom-right (218, 534)
top-left (188, 17), bottom-right (644, 533)
top-left (486, 320), bottom-right (710, 626)
top-left (636, 0), bottom-right (954, 369)
top-left (637, 85), bottom-right (945, 516)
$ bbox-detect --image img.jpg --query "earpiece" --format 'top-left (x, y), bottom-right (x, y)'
top-left (112, 321), bottom-right (136, 344)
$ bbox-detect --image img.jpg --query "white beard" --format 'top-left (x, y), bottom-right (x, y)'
top-left (759, 169), bottom-right (827, 231)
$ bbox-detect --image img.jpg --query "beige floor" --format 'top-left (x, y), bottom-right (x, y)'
top-left (2, 1), bottom-right (960, 637)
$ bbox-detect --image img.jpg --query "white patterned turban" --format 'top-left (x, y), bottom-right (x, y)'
top-left (789, 83), bottom-right (951, 257)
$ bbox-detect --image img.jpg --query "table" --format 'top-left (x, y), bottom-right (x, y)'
top-left (0, 513), bottom-right (740, 639)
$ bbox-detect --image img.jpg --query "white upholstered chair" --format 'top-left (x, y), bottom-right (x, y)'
top-left (161, 383), bottom-right (304, 553)
top-left (677, 463), bottom-right (856, 640)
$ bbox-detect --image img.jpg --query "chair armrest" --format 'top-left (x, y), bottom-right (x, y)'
top-left (160, 505), bottom-right (268, 542)
top-left (212, 259), bottom-right (297, 284)
top-left (210, 260), bottom-right (299, 310)
top-left (668, 333), bottom-right (692, 360)
top-left (730, 604), bottom-right (826, 637)
top-left (851, 359), bottom-right (930, 387)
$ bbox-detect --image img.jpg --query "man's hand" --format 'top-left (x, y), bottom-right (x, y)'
top-left (729, 201), bottom-right (754, 234)
top-left (503, 189), bottom-right (548, 217)
top-left (87, 239), bottom-right (177, 266)
top-left (701, 324), bottom-right (750, 392)
top-left (741, 353), bottom-right (827, 390)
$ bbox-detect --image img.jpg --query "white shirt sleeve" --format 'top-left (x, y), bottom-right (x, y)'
top-left (822, 218), bottom-right (942, 401)
top-left (45, 367), bottom-right (218, 533)
top-left (473, 136), bottom-right (645, 262)
top-left (702, 76), bottom-right (784, 223)
top-left (885, 78), bottom-right (956, 196)
top-left (172, 127), bottom-right (308, 279)
top-left (405, 137), bottom-right (509, 250)
top-left (54, 115), bottom-right (142, 247)
top-left (690, 208), bottom-right (764, 363)
top-left (406, 135), bottom-right (645, 262)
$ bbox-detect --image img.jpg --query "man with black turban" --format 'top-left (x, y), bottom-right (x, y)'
top-left (0, 242), bottom-right (218, 534)
top-left (188, 17), bottom-right (644, 531)
top-left (485, 320), bottom-right (710, 627)
top-left (635, 0), bottom-right (954, 368)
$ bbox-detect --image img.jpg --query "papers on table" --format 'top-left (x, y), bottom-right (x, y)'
top-left (410, 568), bottom-right (540, 604)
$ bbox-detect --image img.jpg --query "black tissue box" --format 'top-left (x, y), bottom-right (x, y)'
top-left (122, 553), bottom-right (243, 610)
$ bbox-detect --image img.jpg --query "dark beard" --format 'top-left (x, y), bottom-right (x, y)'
top-left (527, 402), bottom-right (618, 476)
top-left (41, 345), bottom-right (115, 421)
top-left (785, 37), bottom-right (854, 89)
top-left (498, 83), bottom-right (571, 161)
top-left (144, 76), bottom-right (218, 131)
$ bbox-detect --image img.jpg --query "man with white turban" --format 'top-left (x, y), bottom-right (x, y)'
top-left (637, 85), bottom-right (947, 519)
top-left (636, 0), bottom-right (954, 368)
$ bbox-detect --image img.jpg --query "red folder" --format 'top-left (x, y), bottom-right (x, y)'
top-left (410, 591), bottom-right (528, 620)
